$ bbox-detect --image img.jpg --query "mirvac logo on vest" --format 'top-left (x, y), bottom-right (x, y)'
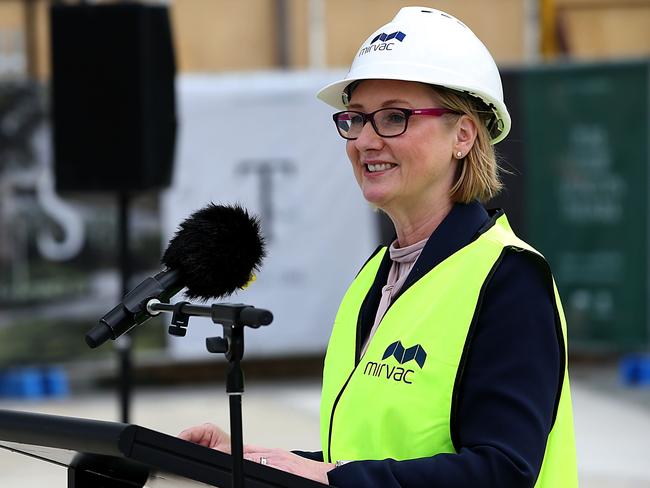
top-left (358, 31), bottom-right (406, 57)
top-left (363, 340), bottom-right (427, 384)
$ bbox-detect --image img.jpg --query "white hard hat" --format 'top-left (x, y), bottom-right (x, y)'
top-left (317, 6), bottom-right (511, 144)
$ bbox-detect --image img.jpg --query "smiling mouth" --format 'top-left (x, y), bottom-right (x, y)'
top-left (365, 163), bottom-right (397, 173)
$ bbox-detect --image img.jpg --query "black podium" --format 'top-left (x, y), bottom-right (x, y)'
top-left (0, 409), bottom-right (329, 488)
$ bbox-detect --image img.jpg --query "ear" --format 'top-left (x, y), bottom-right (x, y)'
top-left (453, 115), bottom-right (478, 159)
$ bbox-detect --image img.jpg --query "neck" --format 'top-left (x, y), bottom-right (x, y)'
top-left (387, 198), bottom-right (454, 247)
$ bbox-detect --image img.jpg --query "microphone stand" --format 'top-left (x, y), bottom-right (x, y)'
top-left (147, 300), bottom-right (273, 488)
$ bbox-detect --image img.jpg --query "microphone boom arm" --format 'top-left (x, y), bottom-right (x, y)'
top-left (146, 300), bottom-right (273, 333)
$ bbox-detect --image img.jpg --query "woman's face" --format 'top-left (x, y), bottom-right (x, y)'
top-left (345, 80), bottom-right (459, 215)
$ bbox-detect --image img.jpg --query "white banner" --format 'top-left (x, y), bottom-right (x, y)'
top-left (162, 72), bottom-right (378, 360)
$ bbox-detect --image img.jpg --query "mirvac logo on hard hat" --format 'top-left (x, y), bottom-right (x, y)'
top-left (358, 31), bottom-right (406, 57)
top-left (362, 340), bottom-right (426, 384)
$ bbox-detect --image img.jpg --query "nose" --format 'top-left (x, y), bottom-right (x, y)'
top-left (353, 119), bottom-right (384, 151)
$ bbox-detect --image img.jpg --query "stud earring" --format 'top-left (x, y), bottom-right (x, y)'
top-left (456, 151), bottom-right (463, 158)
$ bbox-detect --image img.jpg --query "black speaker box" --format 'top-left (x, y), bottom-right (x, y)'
top-left (50, 3), bottom-right (176, 193)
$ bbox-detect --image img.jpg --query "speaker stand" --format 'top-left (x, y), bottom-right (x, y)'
top-left (117, 191), bottom-right (133, 423)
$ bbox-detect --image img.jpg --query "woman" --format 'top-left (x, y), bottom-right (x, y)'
top-left (180, 7), bottom-right (578, 487)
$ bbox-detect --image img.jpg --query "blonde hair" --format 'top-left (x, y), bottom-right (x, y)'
top-left (432, 86), bottom-right (503, 203)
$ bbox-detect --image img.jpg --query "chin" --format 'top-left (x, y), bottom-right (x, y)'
top-left (362, 194), bottom-right (392, 212)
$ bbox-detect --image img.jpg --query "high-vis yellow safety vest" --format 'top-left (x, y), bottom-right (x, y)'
top-left (320, 214), bottom-right (578, 487)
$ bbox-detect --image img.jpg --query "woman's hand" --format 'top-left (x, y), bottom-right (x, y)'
top-left (179, 427), bottom-right (334, 483)
top-left (178, 423), bottom-right (231, 453)
top-left (243, 444), bottom-right (335, 484)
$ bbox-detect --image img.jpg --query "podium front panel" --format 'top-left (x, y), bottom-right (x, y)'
top-left (145, 472), bottom-right (220, 487)
top-left (0, 439), bottom-right (76, 468)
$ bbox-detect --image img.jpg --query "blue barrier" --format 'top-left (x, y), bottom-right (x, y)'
top-left (42, 366), bottom-right (70, 397)
top-left (620, 354), bottom-right (650, 386)
top-left (0, 366), bottom-right (70, 399)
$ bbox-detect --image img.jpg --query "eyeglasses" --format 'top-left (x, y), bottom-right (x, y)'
top-left (332, 107), bottom-right (459, 140)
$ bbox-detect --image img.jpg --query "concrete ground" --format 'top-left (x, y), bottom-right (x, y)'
top-left (0, 368), bottom-right (649, 487)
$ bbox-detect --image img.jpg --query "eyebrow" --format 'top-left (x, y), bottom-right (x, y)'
top-left (347, 99), bottom-right (414, 110)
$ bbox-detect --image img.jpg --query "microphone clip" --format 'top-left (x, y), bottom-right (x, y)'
top-left (168, 301), bottom-right (191, 337)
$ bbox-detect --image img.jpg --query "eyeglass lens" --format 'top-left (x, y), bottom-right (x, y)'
top-left (336, 108), bottom-right (408, 139)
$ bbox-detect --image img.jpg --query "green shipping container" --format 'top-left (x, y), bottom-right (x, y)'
top-left (521, 61), bottom-right (649, 351)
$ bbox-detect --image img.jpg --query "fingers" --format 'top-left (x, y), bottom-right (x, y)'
top-left (243, 444), bottom-right (270, 454)
top-left (178, 423), bottom-right (226, 449)
top-left (243, 453), bottom-right (263, 463)
top-left (243, 446), bottom-right (278, 467)
top-left (240, 449), bottom-right (332, 483)
top-left (178, 426), bottom-right (205, 443)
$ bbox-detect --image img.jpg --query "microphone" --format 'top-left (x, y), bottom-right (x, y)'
top-left (85, 203), bottom-right (265, 348)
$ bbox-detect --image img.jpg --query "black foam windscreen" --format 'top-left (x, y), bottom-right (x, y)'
top-left (50, 3), bottom-right (177, 193)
